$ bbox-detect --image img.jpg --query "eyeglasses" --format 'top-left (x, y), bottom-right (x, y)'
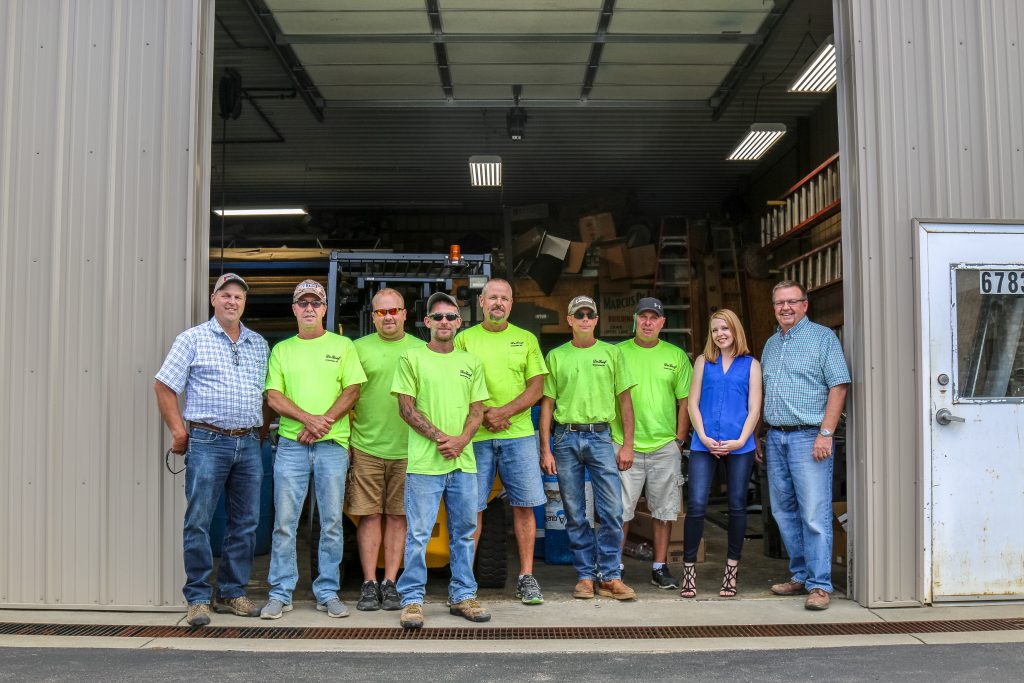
top-left (373, 307), bottom-right (404, 317)
top-left (230, 344), bottom-right (239, 366)
top-left (772, 298), bottom-right (807, 308)
top-left (428, 312), bottom-right (459, 322)
top-left (572, 310), bottom-right (597, 319)
top-left (294, 300), bottom-right (324, 309)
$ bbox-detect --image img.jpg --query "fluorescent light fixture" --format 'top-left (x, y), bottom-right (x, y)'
top-left (789, 35), bottom-right (836, 93)
top-left (727, 124), bottom-right (787, 161)
top-left (469, 155), bottom-right (502, 187)
top-left (213, 207), bottom-right (307, 217)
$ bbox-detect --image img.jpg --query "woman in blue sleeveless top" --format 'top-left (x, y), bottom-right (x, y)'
top-left (681, 309), bottom-right (762, 599)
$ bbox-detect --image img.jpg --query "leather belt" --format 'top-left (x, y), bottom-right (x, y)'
top-left (559, 422), bottom-right (609, 432)
top-left (768, 424), bottom-right (818, 432)
top-left (189, 422), bottom-right (255, 437)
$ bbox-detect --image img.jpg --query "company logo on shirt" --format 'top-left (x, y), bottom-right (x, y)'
top-left (592, 359), bottom-right (607, 367)
top-left (663, 362), bottom-right (677, 371)
top-left (459, 369), bottom-right (473, 381)
top-left (510, 340), bottom-right (524, 348)
top-left (325, 354), bottom-right (341, 363)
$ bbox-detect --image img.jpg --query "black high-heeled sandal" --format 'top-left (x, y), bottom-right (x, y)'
top-left (679, 563), bottom-right (697, 598)
top-left (719, 562), bottom-right (739, 598)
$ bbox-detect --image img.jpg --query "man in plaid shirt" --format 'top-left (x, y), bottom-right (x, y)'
top-left (155, 273), bottom-right (269, 627)
top-left (761, 280), bottom-right (850, 611)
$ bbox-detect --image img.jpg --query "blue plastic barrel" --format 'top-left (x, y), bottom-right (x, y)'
top-left (210, 440), bottom-right (274, 557)
top-left (543, 473), bottom-right (572, 565)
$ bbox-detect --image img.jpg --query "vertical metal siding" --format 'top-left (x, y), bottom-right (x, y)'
top-left (0, 0), bottom-right (212, 608)
top-left (835, 0), bottom-right (1024, 606)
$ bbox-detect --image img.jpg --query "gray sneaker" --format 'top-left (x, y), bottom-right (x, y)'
top-left (516, 574), bottom-right (545, 605)
top-left (380, 579), bottom-right (402, 611)
top-left (316, 596), bottom-right (350, 618)
top-left (260, 598), bottom-right (293, 620)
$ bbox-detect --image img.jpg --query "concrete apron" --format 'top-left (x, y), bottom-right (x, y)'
top-left (2, 600), bottom-right (1024, 654)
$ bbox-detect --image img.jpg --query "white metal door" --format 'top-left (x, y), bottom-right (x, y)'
top-left (919, 222), bottom-right (1024, 601)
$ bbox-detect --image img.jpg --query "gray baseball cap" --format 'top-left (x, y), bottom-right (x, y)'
top-left (426, 291), bottom-right (459, 312)
top-left (212, 272), bottom-right (248, 293)
top-left (568, 295), bottom-right (598, 315)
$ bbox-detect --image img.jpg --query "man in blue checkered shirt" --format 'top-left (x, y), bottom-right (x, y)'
top-left (761, 280), bottom-right (850, 611)
top-left (154, 273), bottom-right (270, 627)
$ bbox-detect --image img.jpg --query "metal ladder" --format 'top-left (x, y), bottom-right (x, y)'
top-left (654, 216), bottom-right (694, 354)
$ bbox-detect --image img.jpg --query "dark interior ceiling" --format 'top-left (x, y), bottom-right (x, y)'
top-left (211, 0), bottom-right (834, 224)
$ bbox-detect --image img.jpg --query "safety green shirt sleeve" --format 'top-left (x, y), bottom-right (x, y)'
top-left (470, 355), bottom-right (490, 404)
top-left (542, 350), bottom-right (558, 399)
top-left (612, 346), bottom-right (637, 395)
top-left (265, 343), bottom-right (285, 393)
top-left (525, 335), bottom-right (548, 380)
top-left (674, 351), bottom-right (693, 400)
top-left (339, 337), bottom-right (368, 389)
top-left (390, 351), bottom-right (418, 398)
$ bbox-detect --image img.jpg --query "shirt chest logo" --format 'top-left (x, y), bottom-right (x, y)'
top-left (663, 362), bottom-right (677, 371)
top-left (459, 369), bottom-right (473, 381)
top-left (592, 359), bottom-right (607, 368)
top-left (510, 341), bottom-right (524, 348)
top-left (325, 354), bottom-right (341, 363)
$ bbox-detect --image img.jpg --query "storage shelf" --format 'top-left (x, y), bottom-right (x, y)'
top-left (781, 152), bottom-right (840, 199)
top-left (764, 200), bottom-right (841, 251)
top-left (808, 277), bottom-right (843, 295)
top-left (776, 236), bottom-right (842, 269)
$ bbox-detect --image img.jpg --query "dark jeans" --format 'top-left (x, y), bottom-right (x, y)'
top-left (684, 450), bottom-right (756, 563)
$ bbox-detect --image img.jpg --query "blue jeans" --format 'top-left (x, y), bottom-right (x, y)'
top-left (182, 427), bottom-right (262, 605)
top-left (685, 450), bottom-right (756, 562)
top-left (397, 470), bottom-right (478, 606)
top-left (267, 437), bottom-right (349, 604)
top-left (474, 435), bottom-right (547, 511)
top-left (552, 426), bottom-right (623, 581)
top-left (766, 428), bottom-right (834, 592)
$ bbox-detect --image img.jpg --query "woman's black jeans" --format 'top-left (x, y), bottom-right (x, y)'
top-left (684, 450), bottom-right (756, 563)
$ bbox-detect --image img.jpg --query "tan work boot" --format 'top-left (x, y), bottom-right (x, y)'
top-left (805, 588), bottom-right (831, 610)
top-left (598, 579), bottom-right (637, 601)
top-left (573, 579), bottom-right (595, 599)
top-left (449, 598), bottom-right (491, 623)
top-left (400, 603), bottom-right (424, 629)
top-left (771, 580), bottom-right (808, 596)
top-left (213, 594), bottom-right (260, 617)
top-left (186, 603), bottom-right (210, 627)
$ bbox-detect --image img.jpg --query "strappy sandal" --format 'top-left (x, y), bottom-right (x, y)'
top-left (719, 562), bottom-right (739, 598)
top-left (679, 563), bottom-right (697, 598)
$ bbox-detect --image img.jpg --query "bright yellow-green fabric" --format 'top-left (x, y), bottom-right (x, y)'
top-left (390, 346), bottom-right (490, 475)
top-left (543, 341), bottom-right (635, 425)
top-left (611, 339), bottom-right (693, 451)
top-left (351, 332), bottom-right (427, 459)
top-left (265, 332), bottom-right (366, 444)
top-left (453, 323), bottom-right (547, 442)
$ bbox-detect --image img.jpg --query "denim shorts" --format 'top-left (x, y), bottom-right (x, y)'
top-left (473, 434), bottom-right (547, 512)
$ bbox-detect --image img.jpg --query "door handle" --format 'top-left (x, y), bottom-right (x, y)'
top-left (935, 408), bottom-right (965, 425)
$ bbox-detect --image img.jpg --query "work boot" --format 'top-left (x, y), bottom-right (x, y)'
top-left (771, 580), bottom-right (808, 596)
top-left (357, 580), bottom-right (381, 611)
top-left (516, 574), bottom-right (544, 605)
top-left (380, 579), bottom-right (402, 611)
top-left (805, 588), bottom-right (831, 611)
top-left (573, 579), bottom-right (595, 599)
top-left (598, 579), bottom-right (637, 601)
top-left (186, 603), bottom-right (210, 627)
top-left (449, 598), bottom-right (491, 623)
top-left (213, 595), bottom-right (260, 617)
top-left (400, 603), bottom-right (424, 630)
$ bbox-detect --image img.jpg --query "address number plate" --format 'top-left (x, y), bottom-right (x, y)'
top-left (979, 269), bottom-right (1024, 295)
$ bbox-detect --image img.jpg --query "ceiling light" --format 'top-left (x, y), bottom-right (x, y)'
top-left (507, 107), bottom-right (527, 141)
top-left (469, 155), bottom-right (502, 187)
top-left (789, 35), bottom-right (837, 93)
top-left (213, 207), bottom-right (307, 217)
top-left (727, 124), bottom-right (787, 161)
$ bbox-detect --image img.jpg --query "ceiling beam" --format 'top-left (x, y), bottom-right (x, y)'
top-left (579, 0), bottom-right (615, 102)
top-left (278, 33), bottom-right (764, 46)
top-left (322, 98), bottom-right (710, 109)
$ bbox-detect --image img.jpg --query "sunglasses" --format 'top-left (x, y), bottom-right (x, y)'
top-left (572, 310), bottom-right (597, 320)
top-left (373, 307), bottom-right (404, 317)
top-left (428, 312), bottom-right (460, 322)
top-left (294, 300), bottom-right (324, 309)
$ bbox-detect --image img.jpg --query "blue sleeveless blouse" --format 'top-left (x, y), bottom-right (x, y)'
top-left (690, 354), bottom-right (756, 454)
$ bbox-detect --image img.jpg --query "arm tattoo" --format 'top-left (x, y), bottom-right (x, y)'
top-left (398, 394), bottom-right (442, 441)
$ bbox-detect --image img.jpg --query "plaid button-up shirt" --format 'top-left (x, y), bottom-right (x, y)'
top-left (155, 317), bottom-right (269, 430)
top-left (762, 316), bottom-right (850, 427)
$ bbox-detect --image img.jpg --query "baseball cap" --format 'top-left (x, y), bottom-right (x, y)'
top-left (293, 279), bottom-right (327, 303)
top-left (426, 291), bottom-right (459, 312)
top-left (213, 272), bottom-right (248, 293)
top-left (567, 295), bottom-right (598, 315)
top-left (635, 297), bottom-right (665, 317)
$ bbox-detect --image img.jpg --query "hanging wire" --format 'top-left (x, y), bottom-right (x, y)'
top-left (752, 30), bottom-right (819, 121)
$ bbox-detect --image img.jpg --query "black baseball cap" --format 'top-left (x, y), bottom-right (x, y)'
top-left (635, 297), bottom-right (665, 316)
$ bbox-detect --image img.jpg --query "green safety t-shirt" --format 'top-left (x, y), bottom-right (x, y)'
top-left (453, 323), bottom-right (548, 442)
top-left (543, 340), bottom-right (636, 425)
top-left (390, 345), bottom-right (490, 475)
top-left (350, 332), bottom-right (427, 459)
top-left (611, 339), bottom-right (693, 452)
top-left (265, 332), bottom-right (367, 445)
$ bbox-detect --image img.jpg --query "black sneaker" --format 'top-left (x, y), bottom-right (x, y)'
top-left (651, 566), bottom-right (678, 589)
top-left (515, 574), bottom-right (544, 605)
top-left (380, 579), bottom-right (401, 611)
top-left (356, 580), bottom-right (381, 611)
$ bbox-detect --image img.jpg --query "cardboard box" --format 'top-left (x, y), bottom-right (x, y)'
top-left (514, 226), bottom-right (545, 258)
top-left (628, 504), bottom-right (705, 563)
top-left (564, 241), bottom-right (588, 274)
top-left (514, 276), bottom-right (595, 300)
top-left (579, 212), bottom-right (617, 243)
top-left (598, 240), bottom-right (630, 280)
top-left (832, 502), bottom-right (848, 566)
top-left (598, 284), bottom-right (650, 337)
top-left (627, 244), bottom-right (657, 278)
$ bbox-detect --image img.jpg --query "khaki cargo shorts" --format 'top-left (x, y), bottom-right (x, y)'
top-left (346, 447), bottom-right (407, 516)
top-left (615, 440), bottom-right (683, 522)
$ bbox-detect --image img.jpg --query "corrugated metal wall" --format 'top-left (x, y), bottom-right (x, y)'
top-left (0, 0), bottom-right (212, 608)
top-left (835, 0), bottom-right (1024, 606)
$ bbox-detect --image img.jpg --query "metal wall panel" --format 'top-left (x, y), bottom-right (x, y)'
top-left (0, 0), bottom-right (213, 609)
top-left (835, 0), bottom-right (1024, 606)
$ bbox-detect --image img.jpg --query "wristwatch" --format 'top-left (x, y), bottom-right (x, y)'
top-left (818, 427), bottom-right (834, 438)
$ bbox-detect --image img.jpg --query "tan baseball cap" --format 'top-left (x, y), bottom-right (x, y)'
top-left (293, 279), bottom-right (327, 303)
top-left (568, 295), bottom-right (598, 315)
top-left (213, 272), bottom-right (248, 293)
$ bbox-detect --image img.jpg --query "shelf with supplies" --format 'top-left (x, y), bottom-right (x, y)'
top-left (776, 236), bottom-right (842, 294)
top-left (761, 153), bottom-right (840, 250)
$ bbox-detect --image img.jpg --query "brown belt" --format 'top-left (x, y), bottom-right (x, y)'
top-left (189, 422), bottom-right (255, 437)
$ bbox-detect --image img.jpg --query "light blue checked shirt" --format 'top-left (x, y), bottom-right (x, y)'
top-left (155, 317), bottom-right (269, 429)
top-left (762, 316), bottom-right (850, 427)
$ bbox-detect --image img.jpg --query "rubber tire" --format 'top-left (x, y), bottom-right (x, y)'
top-left (474, 498), bottom-right (509, 589)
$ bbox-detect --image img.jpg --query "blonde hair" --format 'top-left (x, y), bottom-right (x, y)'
top-left (702, 309), bottom-right (750, 363)
top-left (372, 287), bottom-right (405, 308)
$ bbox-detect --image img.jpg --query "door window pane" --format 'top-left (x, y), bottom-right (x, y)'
top-left (954, 267), bottom-right (1024, 400)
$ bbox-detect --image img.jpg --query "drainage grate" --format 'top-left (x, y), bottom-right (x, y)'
top-left (0, 618), bottom-right (1022, 640)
